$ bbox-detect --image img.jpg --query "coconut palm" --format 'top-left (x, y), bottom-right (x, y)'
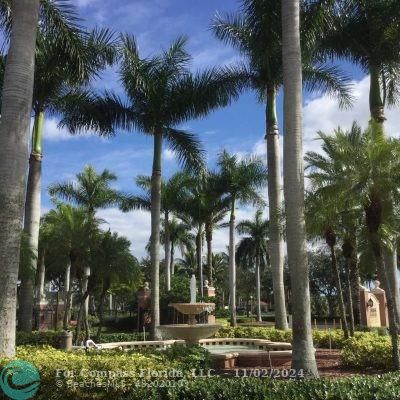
top-left (123, 172), bottom-right (192, 291)
top-left (217, 151), bottom-right (267, 326)
top-left (236, 210), bottom-right (270, 322)
top-left (0, 0), bottom-right (40, 357)
top-left (306, 122), bottom-right (400, 369)
top-left (281, 0), bottom-right (318, 376)
top-left (14, 18), bottom-right (117, 333)
top-left (213, 0), bottom-right (352, 331)
top-left (60, 36), bottom-right (243, 338)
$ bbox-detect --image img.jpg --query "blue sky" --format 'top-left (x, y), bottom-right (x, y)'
top-left (41, 0), bottom-right (399, 257)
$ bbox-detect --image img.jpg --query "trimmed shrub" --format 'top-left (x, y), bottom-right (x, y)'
top-left (15, 331), bottom-right (148, 348)
top-left (342, 334), bottom-right (392, 370)
top-left (0, 344), bottom-right (209, 400)
top-left (128, 374), bottom-right (400, 400)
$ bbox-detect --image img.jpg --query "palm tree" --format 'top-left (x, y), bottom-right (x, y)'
top-left (43, 203), bottom-right (94, 332)
top-left (318, 0), bottom-right (400, 124)
top-left (318, 0), bottom-right (400, 324)
top-left (213, 0), bottom-right (352, 331)
top-left (175, 249), bottom-right (197, 276)
top-left (91, 230), bottom-right (141, 338)
top-left (0, 0), bottom-right (40, 357)
top-left (161, 218), bottom-right (194, 280)
top-left (176, 171), bottom-right (229, 294)
top-left (236, 210), bottom-right (270, 322)
top-left (305, 192), bottom-right (351, 338)
top-left (60, 36), bottom-right (243, 338)
top-left (217, 151), bottom-right (267, 326)
top-left (123, 172), bottom-right (192, 291)
top-left (48, 165), bottom-right (123, 336)
top-left (281, 0), bottom-right (318, 377)
top-left (306, 122), bottom-right (400, 369)
top-left (14, 10), bottom-right (117, 333)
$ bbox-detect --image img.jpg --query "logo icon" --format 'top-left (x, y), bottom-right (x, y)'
top-left (0, 360), bottom-right (40, 400)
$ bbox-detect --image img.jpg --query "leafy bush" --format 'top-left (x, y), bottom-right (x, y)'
top-left (214, 327), bottom-right (349, 349)
top-left (0, 345), bottom-right (209, 400)
top-left (16, 331), bottom-right (149, 348)
top-left (127, 374), bottom-right (400, 400)
top-left (342, 334), bottom-right (392, 370)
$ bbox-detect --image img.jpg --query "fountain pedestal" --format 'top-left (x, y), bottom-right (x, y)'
top-left (160, 303), bottom-right (221, 344)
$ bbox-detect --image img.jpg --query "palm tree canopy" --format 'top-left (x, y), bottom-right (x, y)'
top-left (161, 218), bottom-right (195, 254)
top-left (212, 0), bottom-right (353, 107)
top-left (60, 35), bottom-right (246, 172)
top-left (316, 0), bottom-right (400, 106)
top-left (305, 122), bottom-right (400, 247)
top-left (121, 171), bottom-right (192, 213)
top-left (236, 209), bottom-right (270, 268)
top-left (48, 165), bottom-right (125, 214)
top-left (217, 150), bottom-right (267, 206)
top-left (0, 0), bottom-right (118, 111)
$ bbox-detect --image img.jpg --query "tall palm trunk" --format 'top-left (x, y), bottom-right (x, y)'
top-left (255, 252), bottom-right (262, 322)
top-left (150, 132), bottom-right (162, 339)
top-left (369, 65), bottom-right (400, 328)
top-left (170, 241), bottom-right (175, 276)
top-left (326, 238), bottom-right (349, 339)
top-left (96, 287), bottom-right (108, 338)
top-left (19, 112), bottom-right (45, 332)
top-left (82, 266), bottom-right (90, 340)
top-left (350, 259), bottom-right (361, 325)
top-left (369, 231), bottom-right (400, 369)
top-left (282, 0), bottom-right (318, 377)
top-left (196, 224), bottom-right (204, 298)
top-left (164, 211), bottom-right (171, 291)
top-left (63, 260), bottom-right (71, 330)
top-left (36, 251), bottom-right (46, 302)
top-left (265, 86), bottom-right (288, 330)
top-left (383, 247), bottom-right (400, 327)
top-left (0, 0), bottom-right (40, 357)
top-left (206, 223), bottom-right (213, 285)
top-left (229, 198), bottom-right (237, 327)
top-left (342, 242), bottom-right (355, 336)
top-left (369, 63), bottom-right (385, 123)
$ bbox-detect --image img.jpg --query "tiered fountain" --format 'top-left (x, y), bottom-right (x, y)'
top-left (159, 275), bottom-right (221, 344)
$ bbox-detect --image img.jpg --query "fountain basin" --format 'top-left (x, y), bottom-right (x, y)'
top-left (169, 303), bottom-right (216, 315)
top-left (159, 324), bottom-right (222, 345)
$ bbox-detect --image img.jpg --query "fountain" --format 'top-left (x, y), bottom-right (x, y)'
top-left (159, 275), bottom-right (221, 344)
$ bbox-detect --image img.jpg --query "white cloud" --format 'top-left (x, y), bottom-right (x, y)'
top-left (42, 118), bottom-right (95, 142)
top-left (163, 149), bottom-right (175, 161)
top-left (98, 208), bottom-right (151, 258)
top-left (303, 76), bottom-right (400, 155)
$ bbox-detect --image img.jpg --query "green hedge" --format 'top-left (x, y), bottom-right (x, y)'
top-left (128, 374), bottom-right (400, 400)
top-left (213, 327), bottom-right (387, 350)
top-left (214, 327), bottom-right (347, 348)
top-left (0, 345), bottom-right (210, 400)
top-left (1, 347), bottom-right (398, 400)
top-left (16, 331), bottom-right (149, 348)
top-left (342, 334), bottom-right (392, 370)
